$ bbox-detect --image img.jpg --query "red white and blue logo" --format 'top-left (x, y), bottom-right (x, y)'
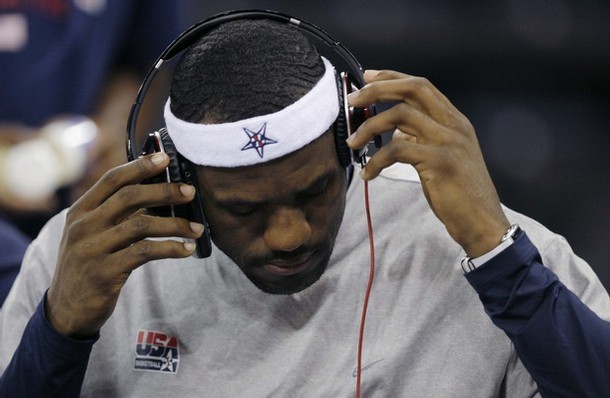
top-left (133, 329), bottom-right (180, 374)
top-left (241, 123), bottom-right (278, 158)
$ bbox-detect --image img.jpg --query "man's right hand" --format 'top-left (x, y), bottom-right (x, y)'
top-left (45, 153), bottom-right (205, 338)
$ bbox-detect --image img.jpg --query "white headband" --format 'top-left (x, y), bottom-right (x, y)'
top-left (163, 57), bottom-right (339, 167)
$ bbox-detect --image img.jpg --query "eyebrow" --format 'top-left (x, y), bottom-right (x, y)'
top-left (216, 170), bottom-right (336, 208)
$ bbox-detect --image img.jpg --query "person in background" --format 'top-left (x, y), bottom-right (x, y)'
top-left (0, 0), bottom-right (182, 303)
top-left (0, 219), bottom-right (29, 306)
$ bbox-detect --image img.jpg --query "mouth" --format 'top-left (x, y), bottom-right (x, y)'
top-left (262, 252), bottom-right (315, 277)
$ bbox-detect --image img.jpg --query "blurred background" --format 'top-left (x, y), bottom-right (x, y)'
top-left (181, 0), bottom-right (610, 288)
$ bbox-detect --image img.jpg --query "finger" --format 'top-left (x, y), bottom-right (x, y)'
top-left (74, 153), bottom-right (170, 213)
top-left (95, 182), bottom-right (197, 226)
top-left (363, 69), bottom-right (409, 82)
top-left (392, 128), bottom-right (418, 142)
top-left (359, 137), bottom-right (434, 181)
top-left (110, 237), bottom-right (198, 274)
top-left (125, 208), bottom-right (147, 220)
top-left (349, 71), bottom-right (460, 123)
top-left (364, 70), bottom-right (452, 107)
top-left (346, 102), bottom-right (441, 149)
top-left (99, 214), bottom-right (204, 254)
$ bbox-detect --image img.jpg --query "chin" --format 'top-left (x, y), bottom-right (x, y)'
top-left (247, 252), bottom-right (330, 295)
top-left (248, 266), bottom-right (326, 295)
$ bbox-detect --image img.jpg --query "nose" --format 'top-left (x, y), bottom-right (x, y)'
top-left (263, 206), bottom-right (311, 252)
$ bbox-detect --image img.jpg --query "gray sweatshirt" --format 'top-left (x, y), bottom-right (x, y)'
top-left (1, 163), bottom-right (608, 397)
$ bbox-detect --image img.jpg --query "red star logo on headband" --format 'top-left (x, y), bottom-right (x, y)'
top-left (241, 123), bottom-right (278, 158)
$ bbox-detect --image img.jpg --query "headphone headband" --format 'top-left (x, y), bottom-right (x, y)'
top-left (126, 9), bottom-right (366, 162)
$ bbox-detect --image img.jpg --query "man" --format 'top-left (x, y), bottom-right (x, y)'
top-left (1, 17), bottom-right (609, 397)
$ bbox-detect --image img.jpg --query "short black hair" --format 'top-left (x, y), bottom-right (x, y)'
top-left (169, 19), bottom-right (325, 124)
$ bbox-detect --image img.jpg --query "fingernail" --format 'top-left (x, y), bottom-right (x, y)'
top-left (359, 168), bottom-right (369, 181)
top-left (347, 91), bottom-right (359, 102)
top-left (180, 184), bottom-right (195, 196)
top-left (151, 153), bottom-right (166, 165)
top-left (183, 241), bottom-right (196, 253)
top-left (189, 222), bottom-right (204, 234)
top-left (364, 69), bottom-right (380, 77)
top-left (346, 133), bottom-right (356, 146)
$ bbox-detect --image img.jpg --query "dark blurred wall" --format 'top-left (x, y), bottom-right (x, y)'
top-left (180, 0), bottom-right (610, 290)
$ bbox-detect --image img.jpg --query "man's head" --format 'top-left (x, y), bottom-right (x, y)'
top-left (169, 19), bottom-right (325, 124)
top-left (167, 19), bottom-right (349, 294)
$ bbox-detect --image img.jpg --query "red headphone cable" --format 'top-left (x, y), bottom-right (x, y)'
top-left (356, 178), bottom-right (376, 398)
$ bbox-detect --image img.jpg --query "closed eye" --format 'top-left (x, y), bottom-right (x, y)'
top-left (301, 177), bottom-right (330, 198)
top-left (228, 205), bottom-right (257, 216)
top-left (220, 201), bottom-right (261, 217)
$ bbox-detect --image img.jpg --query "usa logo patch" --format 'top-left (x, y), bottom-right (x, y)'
top-left (134, 329), bottom-right (180, 374)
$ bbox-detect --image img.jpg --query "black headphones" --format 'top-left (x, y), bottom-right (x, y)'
top-left (125, 9), bottom-right (376, 258)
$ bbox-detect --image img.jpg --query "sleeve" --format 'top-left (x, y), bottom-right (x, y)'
top-left (465, 231), bottom-right (610, 397)
top-left (0, 295), bottom-right (97, 397)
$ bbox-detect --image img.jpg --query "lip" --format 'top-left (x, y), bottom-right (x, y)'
top-left (262, 253), bottom-right (314, 277)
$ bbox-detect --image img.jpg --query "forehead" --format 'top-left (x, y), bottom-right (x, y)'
top-left (197, 131), bottom-right (340, 201)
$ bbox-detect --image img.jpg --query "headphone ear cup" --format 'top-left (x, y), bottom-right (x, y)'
top-left (333, 75), bottom-right (353, 169)
top-left (140, 128), bottom-right (184, 217)
top-left (158, 128), bottom-right (183, 183)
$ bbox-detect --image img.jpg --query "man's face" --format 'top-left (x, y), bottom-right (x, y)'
top-left (197, 131), bottom-right (348, 294)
